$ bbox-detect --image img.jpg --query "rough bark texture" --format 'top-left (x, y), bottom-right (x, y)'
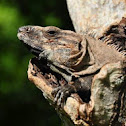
top-left (67, 0), bottom-right (126, 38)
top-left (28, 59), bottom-right (125, 126)
top-left (27, 0), bottom-right (126, 126)
top-left (91, 62), bottom-right (126, 126)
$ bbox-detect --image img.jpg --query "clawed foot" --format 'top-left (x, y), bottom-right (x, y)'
top-left (52, 84), bottom-right (76, 107)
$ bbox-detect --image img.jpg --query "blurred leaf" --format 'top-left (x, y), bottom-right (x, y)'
top-left (0, 0), bottom-right (73, 125)
top-left (44, 14), bottom-right (61, 26)
top-left (0, 3), bottom-right (26, 41)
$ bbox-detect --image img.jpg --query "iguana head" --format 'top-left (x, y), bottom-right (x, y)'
top-left (17, 26), bottom-right (82, 57)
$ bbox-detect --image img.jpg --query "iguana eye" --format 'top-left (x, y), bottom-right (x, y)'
top-left (48, 30), bottom-right (56, 35)
top-left (25, 26), bottom-right (32, 33)
top-left (43, 26), bottom-right (60, 38)
top-left (47, 30), bottom-right (57, 36)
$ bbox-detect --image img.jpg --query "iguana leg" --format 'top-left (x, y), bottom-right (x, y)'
top-left (50, 64), bottom-right (72, 82)
top-left (39, 50), bottom-right (74, 81)
top-left (52, 75), bottom-right (93, 107)
top-left (52, 84), bottom-right (77, 107)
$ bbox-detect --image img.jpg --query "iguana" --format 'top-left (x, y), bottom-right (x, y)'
top-left (17, 25), bottom-right (125, 106)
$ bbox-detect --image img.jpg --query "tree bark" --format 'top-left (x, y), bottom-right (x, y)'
top-left (27, 0), bottom-right (126, 126)
top-left (67, 0), bottom-right (126, 38)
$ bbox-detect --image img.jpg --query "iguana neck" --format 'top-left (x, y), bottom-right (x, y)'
top-left (86, 35), bottom-right (125, 63)
top-left (69, 38), bottom-right (95, 71)
top-left (70, 35), bottom-right (125, 73)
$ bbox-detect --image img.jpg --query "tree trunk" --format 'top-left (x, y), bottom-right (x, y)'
top-left (27, 0), bottom-right (126, 126)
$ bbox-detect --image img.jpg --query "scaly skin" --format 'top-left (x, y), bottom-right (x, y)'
top-left (17, 26), bottom-right (125, 106)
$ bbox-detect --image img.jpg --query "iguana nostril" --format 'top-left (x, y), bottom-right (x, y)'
top-left (18, 26), bottom-right (30, 33)
top-left (18, 27), bottom-right (23, 33)
top-left (18, 26), bottom-right (27, 33)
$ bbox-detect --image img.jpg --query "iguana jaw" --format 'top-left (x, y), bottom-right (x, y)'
top-left (23, 43), bottom-right (43, 56)
top-left (17, 33), bottom-right (43, 56)
top-left (17, 26), bottom-right (44, 56)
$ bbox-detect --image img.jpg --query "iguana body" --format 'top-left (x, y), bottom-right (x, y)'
top-left (17, 26), bottom-right (125, 105)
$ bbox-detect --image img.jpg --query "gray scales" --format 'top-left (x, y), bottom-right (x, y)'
top-left (17, 26), bottom-right (126, 106)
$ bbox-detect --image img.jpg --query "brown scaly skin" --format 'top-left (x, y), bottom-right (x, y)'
top-left (17, 26), bottom-right (125, 106)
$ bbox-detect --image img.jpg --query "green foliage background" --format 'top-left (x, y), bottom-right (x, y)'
top-left (0, 0), bottom-right (73, 125)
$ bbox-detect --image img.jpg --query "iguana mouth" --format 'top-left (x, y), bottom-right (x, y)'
top-left (23, 42), bottom-right (42, 56)
top-left (17, 28), bottom-right (44, 56)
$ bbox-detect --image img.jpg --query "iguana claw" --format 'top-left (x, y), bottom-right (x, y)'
top-left (52, 84), bottom-right (77, 107)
